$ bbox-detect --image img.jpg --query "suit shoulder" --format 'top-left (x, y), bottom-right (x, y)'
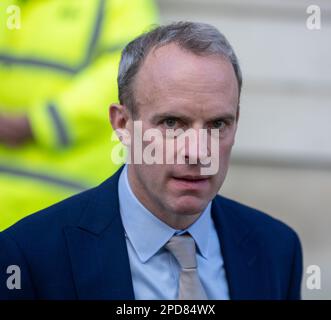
top-left (215, 195), bottom-right (300, 243)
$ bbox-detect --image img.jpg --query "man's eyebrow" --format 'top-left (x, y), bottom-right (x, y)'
top-left (150, 112), bottom-right (236, 123)
top-left (151, 112), bottom-right (191, 123)
top-left (206, 113), bottom-right (237, 122)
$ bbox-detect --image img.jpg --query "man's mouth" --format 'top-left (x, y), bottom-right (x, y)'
top-left (171, 175), bottom-right (210, 190)
top-left (173, 175), bottom-right (209, 182)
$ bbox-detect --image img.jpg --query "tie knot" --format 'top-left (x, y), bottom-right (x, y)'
top-left (165, 234), bottom-right (197, 269)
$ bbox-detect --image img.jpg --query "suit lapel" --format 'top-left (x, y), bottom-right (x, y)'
top-left (212, 198), bottom-right (272, 300)
top-left (64, 166), bottom-right (135, 299)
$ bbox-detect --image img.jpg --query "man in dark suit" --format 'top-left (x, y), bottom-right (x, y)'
top-left (0, 22), bottom-right (302, 300)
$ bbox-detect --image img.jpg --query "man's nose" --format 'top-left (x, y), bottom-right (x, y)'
top-left (177, 128), bottom-right (210, 165)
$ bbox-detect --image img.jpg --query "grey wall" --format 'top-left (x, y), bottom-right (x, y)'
top-left (157, 0), bottom-right (331, 299)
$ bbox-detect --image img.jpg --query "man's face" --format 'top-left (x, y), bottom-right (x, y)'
top-left (125, 43), bottom-right (239, 226)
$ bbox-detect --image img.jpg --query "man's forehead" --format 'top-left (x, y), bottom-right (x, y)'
top-left (131, 43), bottom-right (239, 117)
top-left (140, 43), bottom-right (231, 78)
top-left (135, 43), bottom-right (238, 94)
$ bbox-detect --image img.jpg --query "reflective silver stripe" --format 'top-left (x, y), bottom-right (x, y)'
top-left (83, 0), bottom-right (105, 66)
top-left (44, 1), bottom-right (105, 147)
top-left (47, 103), bottom-right (70, 147)
top-left (0, 54), bottom-right (77, 73)
top-left (0, 0), bottom-right (106, 73)
top-left (0, 165), bottom-right (88, 191)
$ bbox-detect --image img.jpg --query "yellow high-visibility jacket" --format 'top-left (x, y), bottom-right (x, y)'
top-left (0, 0), bottom-right (158, 230)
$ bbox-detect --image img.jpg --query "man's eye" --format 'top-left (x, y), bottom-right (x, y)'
top-left (163, 118), bottom-right (177, 128)
top-left (211, 120), bottom-right (225, 129)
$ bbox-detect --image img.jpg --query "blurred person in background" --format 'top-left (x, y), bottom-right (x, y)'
top-left (0, 0), bottom-right (158, 231)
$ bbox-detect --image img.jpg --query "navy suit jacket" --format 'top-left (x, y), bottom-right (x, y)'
top-left (0, 166), bottom-right (303, 300)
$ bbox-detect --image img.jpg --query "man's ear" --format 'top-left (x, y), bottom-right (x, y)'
top-left (109, 103), bottom-right (131, 145)
top-left (231, 104), bottom-right (240, 147)
top-left (109, 103), bottom-right (129, 130)
top-left (236, 104), bottom-right (240, 123)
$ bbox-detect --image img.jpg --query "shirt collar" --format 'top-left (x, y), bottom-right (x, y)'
top-left (118, 164), bottom-right (212, 263)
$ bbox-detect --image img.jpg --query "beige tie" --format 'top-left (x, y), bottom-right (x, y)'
top-left (165, 234), bottom-right (208, 300)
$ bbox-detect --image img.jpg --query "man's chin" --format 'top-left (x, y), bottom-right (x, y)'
top-left (171, 196), bottom-right (208, 216)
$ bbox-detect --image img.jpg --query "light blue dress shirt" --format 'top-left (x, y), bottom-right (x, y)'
top-left (118, 165), bottom-right (229, 300)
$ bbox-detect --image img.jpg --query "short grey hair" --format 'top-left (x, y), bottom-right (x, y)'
top-left (118, 21), bottom-right (242, 115)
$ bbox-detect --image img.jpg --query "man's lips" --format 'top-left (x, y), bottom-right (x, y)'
top-left (170, 175), bottom-right (210, 190)
top-left (172, 175), bottom-right (211, 181)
